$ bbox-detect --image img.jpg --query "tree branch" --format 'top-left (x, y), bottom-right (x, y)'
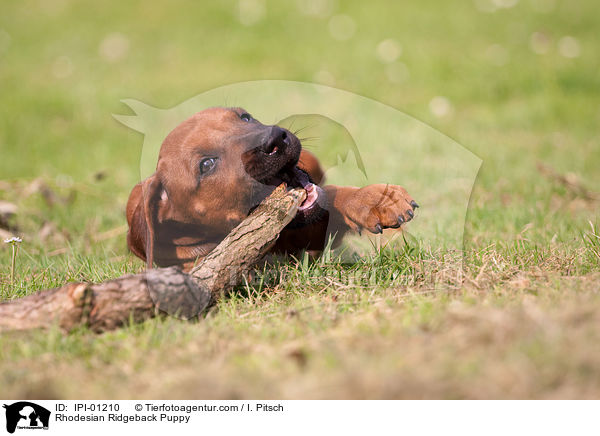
top-left (0, 185), bottom-right (305, 333)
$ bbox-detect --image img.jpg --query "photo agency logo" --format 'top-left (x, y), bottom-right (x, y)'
top-left (3, 402), bottom-right (50, 433)
top-left (114, 80), bottom-right (481, 318)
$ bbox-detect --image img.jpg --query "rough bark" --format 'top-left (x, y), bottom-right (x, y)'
top-left (0, 185), bottom-right (305, 333)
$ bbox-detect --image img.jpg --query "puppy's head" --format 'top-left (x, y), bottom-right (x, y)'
top-left (127, 107), bottom-right (324, 267)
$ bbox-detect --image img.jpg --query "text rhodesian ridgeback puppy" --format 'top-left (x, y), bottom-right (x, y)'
top-left (126, 107), bottom-right (418, 270)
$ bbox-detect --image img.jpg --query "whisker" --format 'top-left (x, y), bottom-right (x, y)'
top-left (292, 124), bottom-right (317, 136)
top-left (298, 136), bottom-right (320, 142)
top-left (288, 118), bottom-right (297, 132)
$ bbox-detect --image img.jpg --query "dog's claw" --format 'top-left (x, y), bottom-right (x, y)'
top-left (398, 215), bottom-right (405, 225)
top-left (410, 200), bottom-right (419, 209)
top-left (374, 223), bottom-right (383, 234)
top-left (407, 209), bottom-right (414, 219)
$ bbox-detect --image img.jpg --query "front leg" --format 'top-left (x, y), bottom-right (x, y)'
top-left (324, 184), bottom-right (418, 234)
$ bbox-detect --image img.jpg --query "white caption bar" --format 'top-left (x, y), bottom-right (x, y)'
top-left (0, 400), bottom-right (598, 435)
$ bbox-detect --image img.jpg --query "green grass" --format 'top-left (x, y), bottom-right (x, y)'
top-left (1, 0), bottom-right (599, 399)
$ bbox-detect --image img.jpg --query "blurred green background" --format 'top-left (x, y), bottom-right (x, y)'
top-left (1, 0), bottom-right (598, 248)
top-left (1, 0), bottom-right (599, 399)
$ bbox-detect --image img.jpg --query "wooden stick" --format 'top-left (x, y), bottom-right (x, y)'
top-left (0, 185), bottom-right (306, 333)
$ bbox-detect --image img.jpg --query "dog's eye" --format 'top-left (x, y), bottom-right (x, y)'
top-left (240, 113), bottom-right (252, 122)
top-left (199, 157), bottom-right (217, 175)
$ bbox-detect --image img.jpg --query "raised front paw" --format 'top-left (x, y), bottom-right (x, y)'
top-left (340, 184), bottom-right (418, 234)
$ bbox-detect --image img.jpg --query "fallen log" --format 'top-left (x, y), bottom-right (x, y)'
top-left (0, 185), bottom-right (306, 333)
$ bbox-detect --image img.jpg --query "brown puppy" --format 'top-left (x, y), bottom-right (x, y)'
top-left (126, 107), bottom-right (417, 270)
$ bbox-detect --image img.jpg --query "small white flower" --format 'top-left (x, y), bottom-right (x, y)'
top-left (237, 0), bottom-right (266, 26)
top-left (99, 32), bottom-right (130, 63)
top-left (376, 39), bottom-right (402, 64)
top-left (4, 237), bottom-right (22, 244)
top-left (429, 96), bottom-right (453, 118)
top-left (558, 36), bottom-right (581, 58)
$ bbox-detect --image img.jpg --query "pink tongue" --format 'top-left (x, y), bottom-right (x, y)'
top-left (299, 183), bottom-right (318, 211)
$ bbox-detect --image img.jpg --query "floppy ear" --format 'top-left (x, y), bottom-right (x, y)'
top-left (126, 174), bottom-right (166, 268)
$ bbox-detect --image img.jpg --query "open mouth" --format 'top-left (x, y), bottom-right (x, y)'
top-left (264, 166), bottom-right (320, 213)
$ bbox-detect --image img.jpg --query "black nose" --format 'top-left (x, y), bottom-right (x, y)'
top-left (262, 126), bottom-right (289, 155)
